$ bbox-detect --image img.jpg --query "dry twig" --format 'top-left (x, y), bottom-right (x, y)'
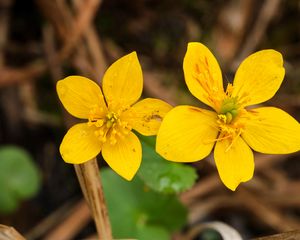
top-left (0, 225), bottom-right (26, 240)
top-left (44, 200), bottom-right (91, 240)
top-left (74, 159), bottom-right (112, 240)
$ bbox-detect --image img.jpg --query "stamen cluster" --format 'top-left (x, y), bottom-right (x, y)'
top-left (88, 106), bottom-right (132, 145)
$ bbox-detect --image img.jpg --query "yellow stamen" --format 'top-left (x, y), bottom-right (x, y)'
top-left (225, 129), bottom-right (242, 152)
top-left (88, 107), bottom-right (132, 145)
top-left (225, 83), bottom-right (234, 95)
top-left (192, 57), bottom-right (225, 109)
top-left (203, 134), bottom-right (232, 144)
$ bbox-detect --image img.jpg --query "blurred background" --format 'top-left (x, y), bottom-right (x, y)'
top-left (0, 0), bottom-right (300, 239)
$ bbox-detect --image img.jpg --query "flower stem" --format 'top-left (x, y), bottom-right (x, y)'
top-left (74, 158), bottom-right (112, 240)
top-left (0, 224), bottom-right (26, 240)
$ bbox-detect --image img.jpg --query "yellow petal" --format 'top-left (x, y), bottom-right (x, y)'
top-left (232, 50), bottom-right (285, 106)
top-left (102, 52), bottom-right (143, 108)
top-left (183, 42), bottom-right (224, 111)
top-left (242, 107), bottom-right (300, 154)
top-left (102, 131), bottom-right (141, 181)
top-left (156, 106), bottom-right (218, 162)
top-left (57, 76), bottom-right (107, 119)
top-left (214, 137), bottom-right (254, 191)
top-left (60, 123), bottom-right (102, 164)
top-left (126, 98), bottom-right (173, 136)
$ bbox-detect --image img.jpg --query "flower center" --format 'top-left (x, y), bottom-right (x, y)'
top-left (105, 112), bottom-right (118, 128)
top-left (88, 106), bottom-right (132, 145)
top-left (205, 83), bottom-right (250, 151)
top-left (218, 97), bottom-right (239, 124)
top-left (214, 91), bottom-right (246, 151)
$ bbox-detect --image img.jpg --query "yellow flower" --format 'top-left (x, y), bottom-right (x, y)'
top-left (57, 52), bottom-right (172, 180)
top-left (156, 42), bottom-right (300, 190)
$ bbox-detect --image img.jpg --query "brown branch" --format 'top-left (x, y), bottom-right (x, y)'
top-left (44, 200), bottom-right (91, 240)
top-left (253, 230), bottom-right (300, 240)
top-left (59, 0), bottom-right (102, 60)
top-left (181, 153), bottom-right (291, 206)
top-left (232, 0), bottom-right (282, 68)
top-left (35, 0), bottom-right (71, 41)
top-left (0, 63), bottom-right (46, 87)
top-left (0, 225), bottom-right (25, 240)
top-left (180, 173), bottom-right (220, 205)
top-left (0, 0), bottom-right (13, 66)
top-left (74, 159), bottom-right (112, 240)
top-left (25, 200), bottom-right (76, 239)
top-left (237, 188), bottom-right (300, 232)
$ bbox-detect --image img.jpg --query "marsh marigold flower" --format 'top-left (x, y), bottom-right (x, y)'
top-left (156, 42), bottom-right (300, 190)
top-left (57, 52), bottom-right (171, 180)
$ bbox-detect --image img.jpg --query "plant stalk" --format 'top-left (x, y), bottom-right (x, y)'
top-left (74, 158), bottom-right (112, 240)
top-left (0, 225), bottom-right (26, 240)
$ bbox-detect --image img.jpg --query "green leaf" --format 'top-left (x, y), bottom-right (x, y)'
top-left (136, 225), bottom-right (169, 240)
top-left (101, 168), bottom-right (187, 239)
top-left (0, 185), bottom-right (18, 214)
top-left (0, 146), bottom-right (41, 213)
top-left (137, 135), bottom-right (197, 194)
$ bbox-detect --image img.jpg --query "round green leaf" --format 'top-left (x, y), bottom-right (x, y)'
top-left (0, 146), bottom-right (41, 213)
top-left (137, 135), bottom-right (197, 194)
top-left (0, 183), bottom-right (18, 213)
top-left (136, 225), bottom-right (169, 240)
top-left (101, 169), bottom-right (187, 239)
